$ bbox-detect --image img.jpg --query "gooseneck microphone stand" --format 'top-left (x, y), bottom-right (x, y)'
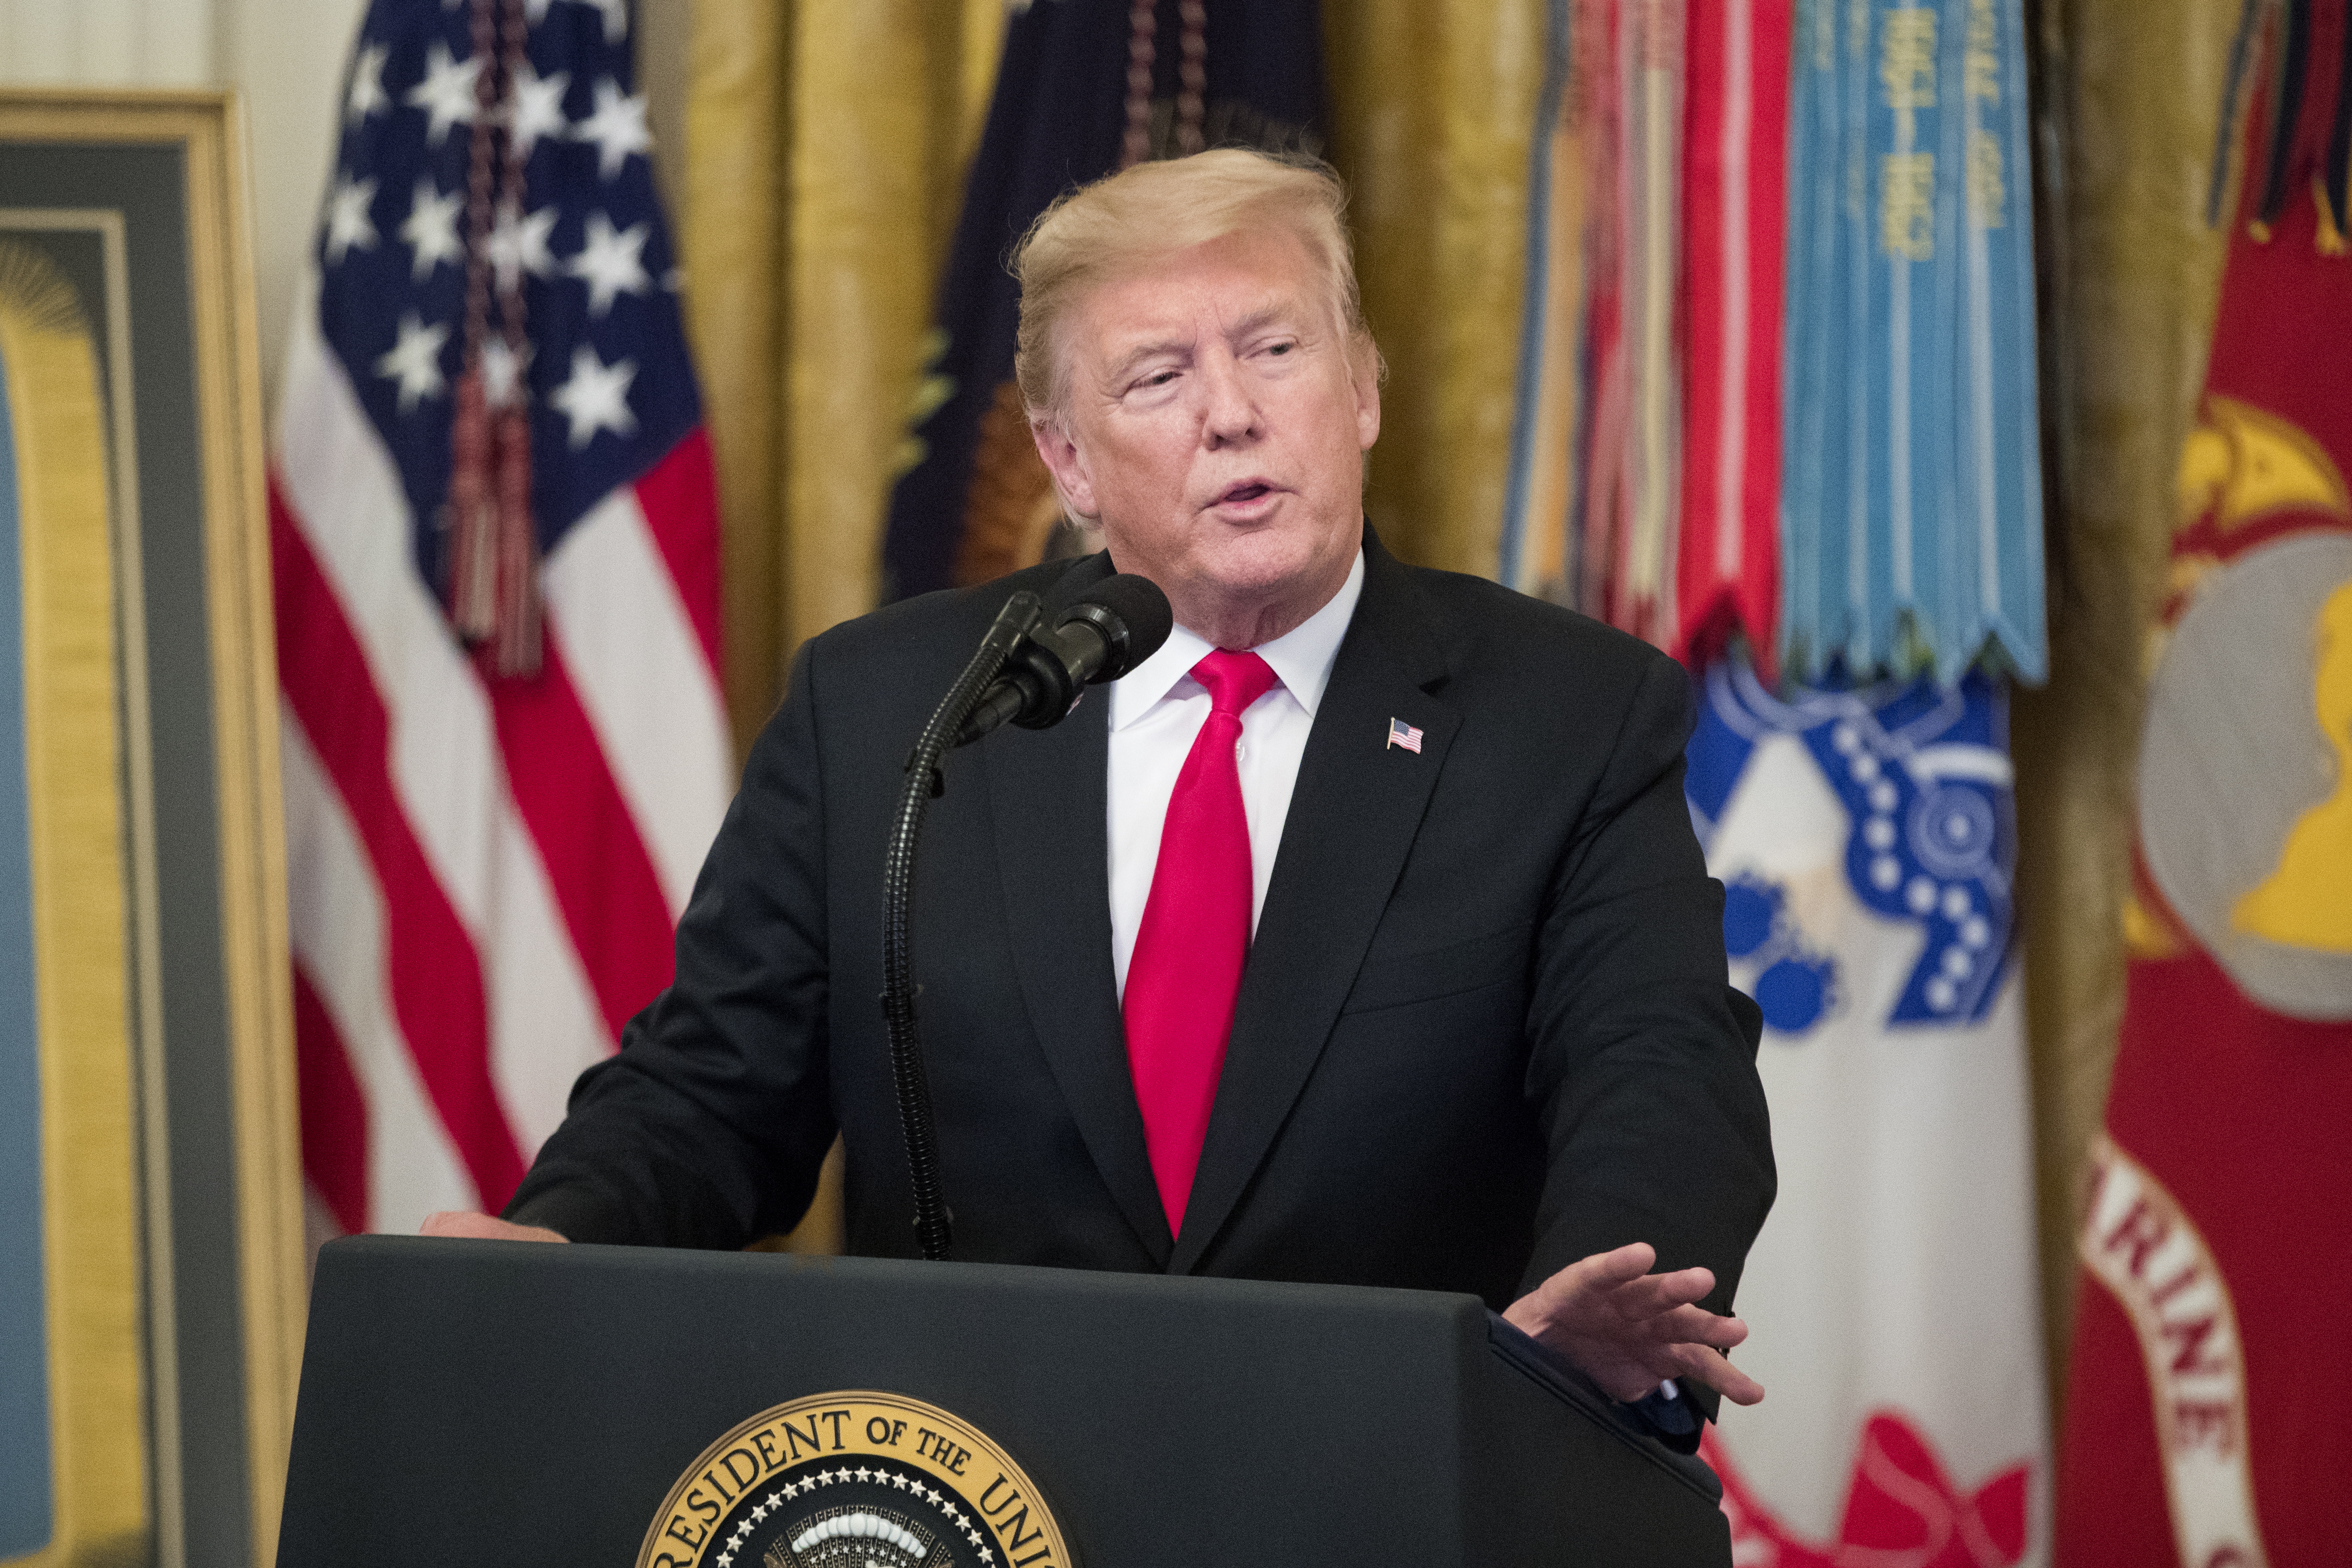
top-left (882, 572), bottom-right (1170, 1263)
top-left (881, 591), bottom-right (1042, 1261)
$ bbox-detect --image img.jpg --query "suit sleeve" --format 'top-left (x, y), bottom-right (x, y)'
top-left (503, 638), bottom-right (839, 1247)
top-left (1519, 650), bottom-right (1776, 1411)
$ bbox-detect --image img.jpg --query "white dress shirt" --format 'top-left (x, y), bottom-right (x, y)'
top-left (1106, 548), bottom-right (1366, 998)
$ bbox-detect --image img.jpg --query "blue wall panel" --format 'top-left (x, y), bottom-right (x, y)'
top-left (0, 338), bottom-right (54, 1558)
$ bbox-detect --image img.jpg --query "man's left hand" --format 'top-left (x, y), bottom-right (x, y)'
top-left (1502, 1241), bottom-right (1764, 1408)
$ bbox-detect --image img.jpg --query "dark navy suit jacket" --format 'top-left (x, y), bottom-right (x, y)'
top-left (508, 529), bottom-right (1775, 1418)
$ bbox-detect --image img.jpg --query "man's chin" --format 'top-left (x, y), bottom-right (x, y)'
top-left (1195, 547), bottom-right (1324, 601)
top-left (1186, 537), bottom-right (1352, 618)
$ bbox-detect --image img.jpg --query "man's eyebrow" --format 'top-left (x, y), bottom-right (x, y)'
top-left (1223, 303), bottom-right (1293, 339)
top-left (1100, 303), bottom-right (1304, 381)
top-left (1103, 337), bottom-right (1190, 380)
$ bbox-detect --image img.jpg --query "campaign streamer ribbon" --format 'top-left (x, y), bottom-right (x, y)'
top-left (1780, 0), bottom-right (1841, 678)
top-left (1500, 0), bottom-right (1589, 604)
top-left (1951, 0), bottom-right (2048, 680)
top-left (1779, 0), bottom-right (2046, 685)
top-left (1861, 0), bottom-right (1957, 672)
top-left (1616, 0), bottom-right (1686, 648)
top-left (1578, 0), bottom-right (1630, 623)
top-left (1676, 0), bottom-right (1792, 679)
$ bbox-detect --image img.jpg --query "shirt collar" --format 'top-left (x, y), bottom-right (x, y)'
top-left (1108, 545), bottom-right (1366, 731)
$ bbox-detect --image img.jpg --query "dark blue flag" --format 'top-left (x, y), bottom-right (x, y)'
top-left (880, 0), bottom-right (1326, 603)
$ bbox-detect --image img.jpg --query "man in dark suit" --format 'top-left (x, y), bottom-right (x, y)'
top-left (428, 149), bottom-right (1773, 1440)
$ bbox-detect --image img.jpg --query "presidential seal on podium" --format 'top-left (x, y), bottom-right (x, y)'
top-left (637, 1391), bottom-right (1072, 1568)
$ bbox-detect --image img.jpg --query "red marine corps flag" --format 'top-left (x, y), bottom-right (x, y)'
top-left (272, 0), bottom-right (731, 1239)
top-left (2054, 12), bottom-right (2352, 1562)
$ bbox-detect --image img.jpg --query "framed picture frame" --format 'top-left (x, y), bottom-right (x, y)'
top-left (0, 90), bottom-right (301, 1568)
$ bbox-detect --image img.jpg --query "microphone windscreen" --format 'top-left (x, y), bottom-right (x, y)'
top-left (1066, 573), bottom-right (1173, 679)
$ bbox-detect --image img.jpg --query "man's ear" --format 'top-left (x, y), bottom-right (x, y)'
top-left (1030, 414), bottom-right (1100, 519)
top-left (1350, 332), bottom-right (1382, 451)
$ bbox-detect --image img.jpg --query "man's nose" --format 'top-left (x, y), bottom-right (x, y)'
top-left (1196, 351), bottom-right (1261, 446)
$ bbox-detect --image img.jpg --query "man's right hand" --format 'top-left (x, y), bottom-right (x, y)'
top-left (420, 1211), bottom-right (568, 1243)
top-left (1503, 1241), bottom-right (1764, 1407)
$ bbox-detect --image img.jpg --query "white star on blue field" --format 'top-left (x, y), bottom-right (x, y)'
top-left (318, 0), bottom-right (700, 591)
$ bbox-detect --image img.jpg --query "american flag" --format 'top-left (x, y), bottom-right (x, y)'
top-left (271, 0), bottom-right (730, 1238)
top-left (1387, 717), bottom-right (1424, 754)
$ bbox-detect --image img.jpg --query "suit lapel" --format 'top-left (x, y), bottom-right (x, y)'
top-left (1170, 535), bottom-right (1459, 1274)
top-left (982, 554), bottom-right (1174, 1264)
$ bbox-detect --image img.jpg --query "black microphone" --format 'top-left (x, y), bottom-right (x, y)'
top-left (953, 573), bottom-right (1173, 747)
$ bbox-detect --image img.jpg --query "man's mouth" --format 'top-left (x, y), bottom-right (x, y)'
top-left (1213, 480), bottom-right (1277, 506)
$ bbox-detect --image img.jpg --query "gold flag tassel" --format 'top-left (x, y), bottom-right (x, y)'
top-left (444, 0), bottom-right (544, 677)
top-left (2248, 0), bottom-right (2309, 242)
top-left (2321, 8), bottom-right (2352, 254)
top-left (486, 0), bottom-right (542, 677)
top-left (2316, 172), bottom-right (2347, 253)
top-left (2208, 0), bottom-right (2271, 230)
top-left (1121, 0), bottom-right (1155, 169)
top-left (447, 370), bottom-right (500, 639)
top-left (492, 400), bottom-right (539, 675)
top-left (1176, 0), bottom-right (1206, 157)
top-left (445, 0), bottom-right (505, 643)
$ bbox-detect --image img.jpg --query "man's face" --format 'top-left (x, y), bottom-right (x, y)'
top-left (1031, 225), bottom-right (1380, 644)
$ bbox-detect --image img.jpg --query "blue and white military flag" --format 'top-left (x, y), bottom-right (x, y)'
top-left (1684, 657), bottom-right (2049, 1563)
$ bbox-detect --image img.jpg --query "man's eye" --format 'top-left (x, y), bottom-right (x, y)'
top-left (1135, 370), bottom-right (1177, 390)
top-left (1265, 340), bottom-right (1295, 356)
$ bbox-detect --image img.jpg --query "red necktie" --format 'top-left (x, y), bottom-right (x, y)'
top-left (1123, 649), bottom-right (1279, 1236)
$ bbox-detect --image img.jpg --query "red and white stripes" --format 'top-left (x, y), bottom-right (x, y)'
top-left (273, 278), bottom-right (730, 1237)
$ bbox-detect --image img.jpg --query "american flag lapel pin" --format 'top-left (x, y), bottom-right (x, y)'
top-left (1387, 717), bottom-right (1424, 753)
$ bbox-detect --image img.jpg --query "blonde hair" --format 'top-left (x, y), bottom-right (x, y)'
top-left (1011, 148), bottom-right (1371, 424)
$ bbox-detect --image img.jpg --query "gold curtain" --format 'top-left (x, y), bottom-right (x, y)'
top-left (680, 0), bottom-right (1004, 760)
top-left (2013, 0), bottom-right (2239, 1403)
top-left (1324, 0), bottom-right (1547, 577)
